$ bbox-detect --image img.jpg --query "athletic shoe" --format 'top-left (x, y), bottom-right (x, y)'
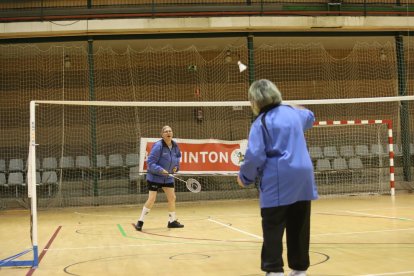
top-left (167, 220), bottom-right (184, 228)
top-left (266, 272), bottom-right (284, 276)
top-left (135, 220), bottom-right (144, 231)
top-left (288, 270), bottom-right (306, 276)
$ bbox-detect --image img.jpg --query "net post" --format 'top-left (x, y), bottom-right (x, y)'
top-left (29, 100), bottom-right (39, 267)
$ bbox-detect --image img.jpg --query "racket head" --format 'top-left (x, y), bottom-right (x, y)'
top-left (186, 178), bottom-right (201, 193)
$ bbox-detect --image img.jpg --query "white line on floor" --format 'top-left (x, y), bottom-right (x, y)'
top-left (207, 218), bottom-right (262, 240)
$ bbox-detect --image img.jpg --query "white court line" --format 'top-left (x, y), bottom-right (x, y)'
top-left (312, 227), bottom-right (414, 237)
top-left (207, 218), bottom-right (263, 240)
top-left (345, 210), bottom-right (414, 221)
top-left (358, 271), bottom-right (414, 276)
top-left (46, 240), bottom-right (206, 251)
top-left (74, 211), bottom-right (136, 218)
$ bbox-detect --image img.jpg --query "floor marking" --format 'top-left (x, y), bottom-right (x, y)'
top-left (312, 226), bottom-right (414, 237)
top-left (26, 225), bottom-right (62, 276)
top-left (74, 212), bottom-right (135, 218)
top-left (207, 218), bottom-right (262, 240)
top-left (345, 210), bottom-right (414, 221)
top-left (358, 271), bottom-right (414, 276)
top-left (45, 242), bottom-right (192, 251)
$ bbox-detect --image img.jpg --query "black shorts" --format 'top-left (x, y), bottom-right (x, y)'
top-left (147, 180), bottom-right (175, 191)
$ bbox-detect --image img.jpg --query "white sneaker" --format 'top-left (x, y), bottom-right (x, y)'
top-left (266, 273), bottom-right (284, 276)
top-left (288, 270), bottom-right (306, 276)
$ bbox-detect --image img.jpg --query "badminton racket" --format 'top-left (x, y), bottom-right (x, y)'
top-left (169, 174), bottom-right (201, 193)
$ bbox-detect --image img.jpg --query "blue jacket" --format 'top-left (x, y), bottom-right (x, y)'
top-left (238, 104), bottom-right (318, 208)
top-left (146, 139), bottom-right (181, 184)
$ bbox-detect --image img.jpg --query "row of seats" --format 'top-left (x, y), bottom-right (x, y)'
top-left (0, 153), bottom-right (140, 172)
top-left (0, 165), bottom-right (142, 197)
top-left (0, 171), bottom-right (58, 197)
top-left (309, 144), bottom-right (414, 160)
top-left (315, 157), bottom-right (363, 172)
top-left (2, 144), bottom-right (412, 173)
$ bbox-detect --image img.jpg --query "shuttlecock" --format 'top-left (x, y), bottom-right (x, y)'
top-left (238, 61), bottom-right (247, 72)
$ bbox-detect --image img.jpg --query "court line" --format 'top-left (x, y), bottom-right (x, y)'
top-left (26, 225), bottom-right (62, 276)
top-left (358, 271), bottom-right (414, 276)
top-left (312, 227), bottom-right (414, 237)
top-left (207, 218), bottom-right (262, 240)
top-left (45, 242), bottom-right (195, 251)
top-left (345, 210), bottom-right (414, 221)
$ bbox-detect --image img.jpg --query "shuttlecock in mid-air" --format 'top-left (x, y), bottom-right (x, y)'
top-left (238, 61), bottom-right (247, 73)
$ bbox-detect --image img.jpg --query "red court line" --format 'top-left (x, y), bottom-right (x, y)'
top-left (26, 225), bottom-right (62, 276)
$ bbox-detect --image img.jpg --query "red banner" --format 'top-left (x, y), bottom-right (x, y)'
top-left (139, 138), bottom-right (247, 174)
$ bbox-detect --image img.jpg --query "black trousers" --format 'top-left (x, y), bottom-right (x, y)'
top-left (261, 200), bottom-right (311, 273)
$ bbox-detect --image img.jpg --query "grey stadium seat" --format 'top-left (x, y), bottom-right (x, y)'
top-left (76, 156), bottom-right (91, 168)
top-left (0, 159), bottom-right (5, 172)
top-left (309, 146), bottom-right (323, 159)
top-left (332, 158), bottom-right (348, 170)
top-left (0, 173), bottom-right (7, 188)
top-left (42, 157), bottom-right (57, 170)
top-left (96, 155), bottom-right (107, 168)
top-left (8, 172), bottom-right (25, 197)
top-left (370, 144), bottom-right (387, 157)
top-left (129, 166), bottom-right (141, 181)
top-left (9, 158), bottom-right (24, 171)
top-left (355, 145), bottom-right (370, 157)
top-left (126, 153), bottom-right (139, 167)
top-left (348, 157), bottom-right (364, 170)
top-left (339, 145), bottom-right (355, 158)
top-left (315, 158), bottom-right (331, 185)
top-left (42, 171), bottom-right (58, 196)
top-left (108, 154), bottom-right (124, 167)
top-left (59, 156), bottom-right (75, 169)
top-left (323, 146), bottom-right (339, 159)
top-left (316, 158), bottom-right (331, 171)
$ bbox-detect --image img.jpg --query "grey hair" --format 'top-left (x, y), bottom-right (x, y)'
top-left (161, 125), bottom-right (172, 135)
top-left (248, 79), bottom-right (283, 115)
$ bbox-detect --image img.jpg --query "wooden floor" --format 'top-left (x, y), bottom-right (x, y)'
top-left (1, 193), bottom-right (414, 276)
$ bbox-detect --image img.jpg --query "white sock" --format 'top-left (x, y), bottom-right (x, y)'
top-left (169, 212), bottom-right (176, 223)
top-left (139, 206), bottom-right (150, 221)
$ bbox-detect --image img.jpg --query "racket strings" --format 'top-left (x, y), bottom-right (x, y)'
top-left (186, 178), bottom-right (201, 193)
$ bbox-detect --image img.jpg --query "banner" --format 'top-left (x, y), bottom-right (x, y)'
top-left (139, 138), bottom-right (247, 175)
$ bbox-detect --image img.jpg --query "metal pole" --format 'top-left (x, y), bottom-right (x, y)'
top-left (88, 39), bottom-right (99, 199)
top-left (247, 34), bottom-right (255, 85)
top-left (395, 34), bottom-right (412, 181)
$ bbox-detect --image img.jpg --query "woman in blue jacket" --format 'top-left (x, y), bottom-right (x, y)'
top-left (135, 125), bottom-right (184, 231)
top-left (237, 79), bottom-right (318, 276)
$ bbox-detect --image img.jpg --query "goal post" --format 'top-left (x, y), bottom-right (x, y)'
top-left (313, 119), bottom-right (395, 196)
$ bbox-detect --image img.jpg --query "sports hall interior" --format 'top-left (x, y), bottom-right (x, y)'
top-left (0, 1), bottom-right (414, 276)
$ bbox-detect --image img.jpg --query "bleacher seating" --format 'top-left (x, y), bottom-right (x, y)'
top-left (8, 172), bottom-right (25, 197)
top-left (9, 158), bottom-right (24, 172)
top-left (339, 145), bottom-right (355, 158)
top-left (323, 146), bottom-right (339, 159)
top-left (0, 173), bottom-right (7, 188)
top-left (309, 146), bottom-right (323, 159)
top-left (126, 153), bottom-right (139, 167)
top-left (355, 145), bottom-right (370, 157)
top-left (0, 159), bottom-right (5, 172)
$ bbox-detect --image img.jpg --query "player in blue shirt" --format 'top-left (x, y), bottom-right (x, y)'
top-left (237, 79), bottom-right (318, 276)
top-left (135, 125), bottom-right (184, 231)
